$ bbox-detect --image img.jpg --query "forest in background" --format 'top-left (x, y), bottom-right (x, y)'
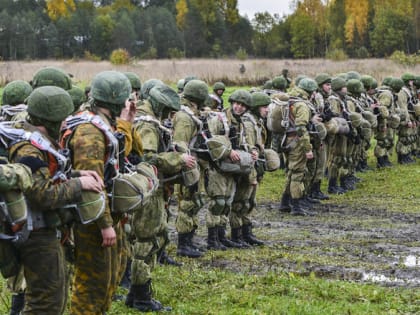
top-left (0, 0), bottom-right (420, 61)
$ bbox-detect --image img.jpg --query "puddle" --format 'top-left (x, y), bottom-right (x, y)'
top-left (362, 272), bottom-right (420, 286)
top-left (404, 255), bottom-right (420, 267)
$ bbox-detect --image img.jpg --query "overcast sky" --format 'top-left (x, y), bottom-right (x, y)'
top-left (237, 0), bottom-right (293, 19)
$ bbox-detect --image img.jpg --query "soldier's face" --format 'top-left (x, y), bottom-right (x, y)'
top-left (258, 105), bottom-right (269, 118)
top-left (322, 83), bottom-right (331, 94)
top-left (216, 89), bottom-right (224, 96)
top-left (232, 102), bottom-right (247, 115)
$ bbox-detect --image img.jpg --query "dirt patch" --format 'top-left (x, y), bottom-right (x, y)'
top-left (169, 201), bottom-right (420, 288)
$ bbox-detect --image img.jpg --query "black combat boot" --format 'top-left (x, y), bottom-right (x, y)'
top-left (158, 250), bottom-right (182, 266)
top-left (125, 285), bottom-right (135, 308)
top-left (340, 176), bottom-right (355, 191)
top-left (377, 156), bottom-right (386, 168)
top-left (218, 226), bottom-right (242, 248)
top-left (290, 198), bottom-right (308, 216)
top-left (328, 178), bottom-right (345, 194)
top-left (278, 192), bottom-right (291, 212)
top-left (10, 292), bottom-right (25, 315)
top-left (176, 233), bottom-right (202, 258)
top-left (310, 181), bottom-right (329, 200)
top-left (383, 155), bottom-right (393, 167)
top-left (361, 159), bottom-right (373, 171)
top-left (242, 224), bottom-right (264, 246)
top-left (230, 227), bottom-right (250, 248)
top-left (207, 227), bottom-right (227, 251)
top-left (131, 280), bottom-right (172, 312)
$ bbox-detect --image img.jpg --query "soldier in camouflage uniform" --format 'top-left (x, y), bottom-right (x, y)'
top-left (172, 80), bottom-right (210, 258)
top-left (1, 80), bottom-right (32, 122)
top-left (126, 84), bottom-right (189, 312)
top-left (278, 78), bottom-right (316, 216)
top-left (397, 73), bottom-right (417, 164)
top-left (68, 85), bottom-right (87, 113)
top-left (209, 81), bottom-right (225, 111)
top-left (8, 86), bottom-right (103, 315)
top-left (63, 71), bottom-right (136, 315)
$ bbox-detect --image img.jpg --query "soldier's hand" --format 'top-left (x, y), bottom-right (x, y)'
top-left (229, 150), bottom-right (240, 162)
top-left (120, 100), bottom-right (137, 123)
top-left (251, 150), bottom-right (258, 161)
top-left (101, 226), bottom-right (116, 247)
top-left (79, 170), bottom-right (104, 186)
top-left (306, 150), bottom-right (314, 160)
top-left (182, 154), bottom-right (196, 169)
top-left (79, 176), bottom-right (104, 193)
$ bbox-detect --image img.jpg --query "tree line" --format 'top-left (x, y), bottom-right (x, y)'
top-left (0, 0), bottom-right (419, 61)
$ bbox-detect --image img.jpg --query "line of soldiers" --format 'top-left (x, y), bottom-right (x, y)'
top-left (0, 67), bottom-right (419, 315)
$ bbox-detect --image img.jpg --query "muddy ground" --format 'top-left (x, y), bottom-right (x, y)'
top-left (168, 201), bottom-right (420, 288)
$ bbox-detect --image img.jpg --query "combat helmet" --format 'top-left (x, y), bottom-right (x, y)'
top-left (347, 71), bottom-right (361, 81)
top-left (2, 80), bottom-right (32, 106)
top-left (414, 76), bottom-right (420, 89)
top-left (331, 77), bottom-right (347, 91)
top-left (123, 72), bottom-right (141, 91)
top-left (90, 71), bottom-right (131, 117)
top-left (32, 67), bottom-right (72, 90)
top-left (263, 80), bottom-right (273, 90)
top-left (360, 75), bottom-right (374, 90)
top-left (315, 73), bottom-right (332, 87)
top-left (177, 79), bottom-right (185, 93)
top-left (401, 73), bottom-right (415, 85)
top-left (294, 74), bottom-right (307, 86)
top-left (140, 79), bottom-right (164, 100)
top-left (68, 85), bottom-right (86, 111)
top-left (183, 80), bottom-right (209, 106)
top-left (347, 79), bottom-right (364, 95)
top-left (251, 92), bottom-right (271, 108)
top-left (272, 76), bottom-right (287, 90)
top-left (390, 78), bottom-right (404, 93)
top-left (148, 85), bottom-right (180, 117)
top-left (213, 82), bottom-right (225, 92)
top-left (382, 77), bottom-right (393, 87)
top-left (298, 78), bottom-right (318, 93)
top-left (228, 89), bottom-right (252, 107)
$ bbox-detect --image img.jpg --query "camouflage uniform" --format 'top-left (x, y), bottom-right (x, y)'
top-left (375, 85), bottom-right (395, 166)
top-left (397, 85), bottom-right (416, 163)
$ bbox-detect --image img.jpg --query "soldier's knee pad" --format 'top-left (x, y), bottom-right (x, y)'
top-left (210, 197), bottom-right (226, 216)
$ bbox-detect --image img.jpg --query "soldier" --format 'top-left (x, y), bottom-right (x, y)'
top-left (278, 78), bottom-right (316, 216)
top-left (172, 80), bottom-right (209, 258)
top-left (68, 85), bottom-right (87, 113)
top-left (177, 79), bottom-right (185, 95)
top-left (123, 72), bottom-right (142, 103)
top-left (397, 73), bottom-right (417, 164)
top-left (1, 80), bottom-right (32, 122)
top-left (62, 71), bottom-right (136, 315)
top-left (127, 85), bottom-right (189, 312)
top-left (7, 86), bottom-right (103, 315)
top-left (271, 76), bottom-right (288, 93)
top-left (209, 81), bottom-right (226, 111)
top-left (281, 69), bottom-right (292, 89)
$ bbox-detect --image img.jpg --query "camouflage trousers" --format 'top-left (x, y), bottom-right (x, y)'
top-left (230, 169), bottom-right (257, 229)
top-left (374, 127), bottom-right (395, 158)
top-left (70, 222), bottom-right (121, 315)
top-left (205, 168), bottom-right (235, 228)
top-left (19, 229), bottom-right (66, 315)
top-left (284, 139), bottom-right (308, 199)
top-left (397, 124), bottom-right (416, 155)
top-left (131, 191), bottom-right (168, 285)
top-left (327, 134), bottom-right (347, 179)
top-left (304, 142), bottom-right (326, 194)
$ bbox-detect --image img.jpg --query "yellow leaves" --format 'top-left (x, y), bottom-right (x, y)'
top-left (46, 0), bottom-right (75, 21)
top-left (344, 0), bottom-right (369, 44)
top-left (176, 0), bottom-right (189, 30)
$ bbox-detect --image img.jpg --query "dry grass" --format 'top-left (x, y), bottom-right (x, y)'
top-left (0, 58), bottom-right (419, 86)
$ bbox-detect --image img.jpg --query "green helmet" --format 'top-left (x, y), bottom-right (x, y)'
top-left (414, 76), bottom-right (420, 88)
top-left (371, 78), bottom-right (378, 90)
top-left (272, 76), bottom-right (287, 90)
top-left (331, 77), bottom-right (347, 91)
top-left (228, 89), bottom-right (252, 107)
top-left (148, 85), bottom-right (180, 117)
top-left (2, 80), bottom-right (32, 106)
top-left (27, 86), bottom-right (73, 122)
top-left (263, 80), bottom-right (273, 90)
top-left (177, 79), bottom-right (185, 92)
top-left (347, 79), bottom-right (364, 95)
top-left (68, 85), bottom-right (86, 110)
top-left (294, 74), bottom-right (307, 86)
top-left (140, 79), bottom-right (164, 100)
top-left (346, 71), bottom-right (361, 81)
top-left (251, 92), bottom-right (271, 108)
top-left (91, 71), bottom-right (131, 116)
top-left (315, 73), bottom-right (332, 86)
top-left (390, 78), bottom-right (404, 93)
top-left (382, 77), bottom-right (393, 87)
top-left (298, 78), bottom-right (318, 93)
top-left (401, 73), bottom-right (415, 84)
top-left (32, 67), bottom-right (72, 90)
top-left (213, 82), bottom-right (225, 91)
top-left (184, 75), bottom-right (198, 88)
top-left (183, 80), bottom-right (209, 105)
top-left (360, 75), bottom-right (374, 90)
top-left (123, 72), bottom-right (141, 90)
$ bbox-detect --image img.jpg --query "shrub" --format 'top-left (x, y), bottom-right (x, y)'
top-left (389, 50), bottom-right (420, 66)
top-left (140, 46), bottom-right (157, 59)
top-left (84, 51), bottom-right (101, 62)
top-left (167, 47), bottom-right (185, 59)
top-left (235, 47), bottom-right (248, 60)
top-left (354, 47), bottom-right (369, 59)
top-left (325, 49), bottom-right (349, 61)
top-left (110, 48), bottom-right (130, 65)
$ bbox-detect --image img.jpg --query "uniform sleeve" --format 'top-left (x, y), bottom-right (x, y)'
top-left (293, 104), bottom-right (312, 153)
top-left (243, 120), bottom-right (258, 152)
top-left (173, 112), bottom-right (196, 148)
top-left (116, 118), bottom-right (133, 157)
top-left (10, 143), bottom-right (82, 210)
top-left (69, 124), bottom-right (113, 229)
top-left (0, 164), bottom-right (32, 192)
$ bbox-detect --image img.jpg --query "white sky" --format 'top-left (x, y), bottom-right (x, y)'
top-left (237, 0), bottom-right (294, 19)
